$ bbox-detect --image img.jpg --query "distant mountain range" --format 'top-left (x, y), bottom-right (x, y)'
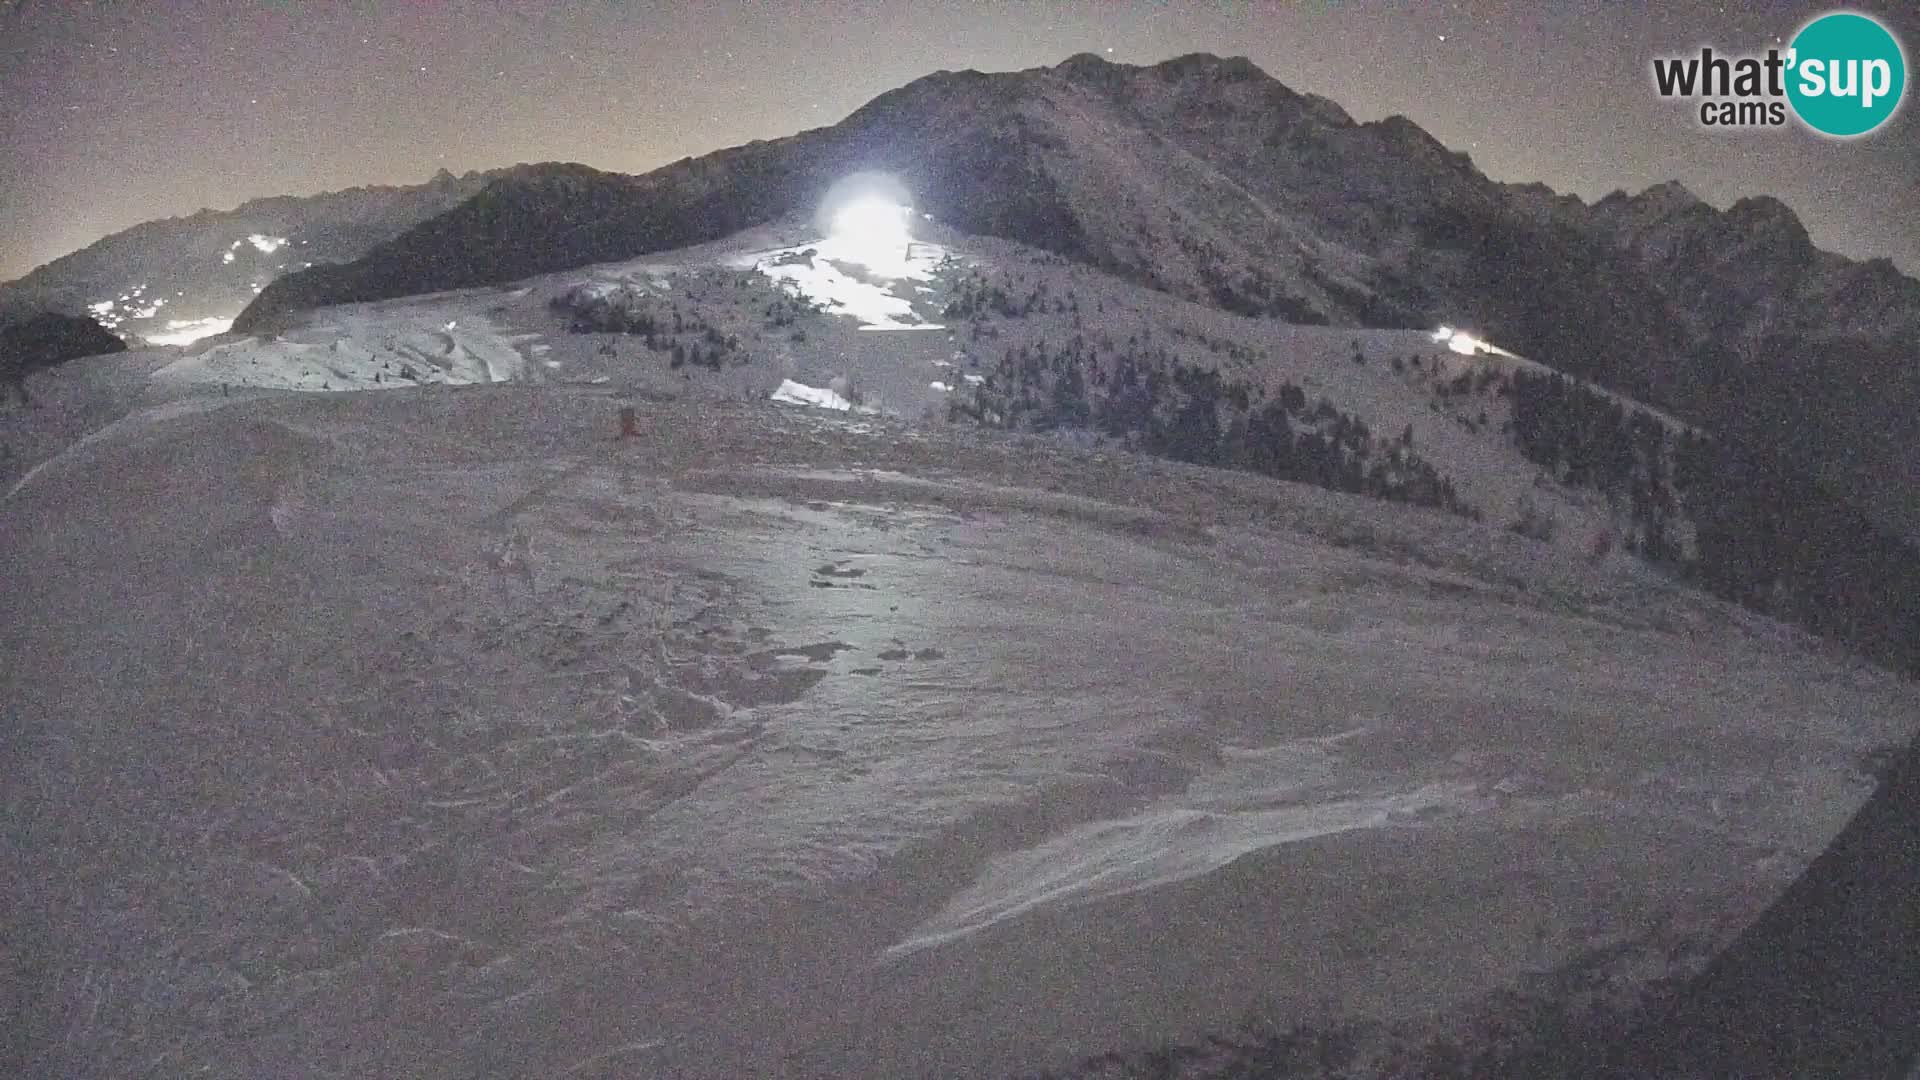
top-left (0, 167), bottom-right (517, 342)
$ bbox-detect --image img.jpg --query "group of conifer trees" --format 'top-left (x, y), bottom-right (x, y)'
top-left (952, 335), bottom-right (1475, 519)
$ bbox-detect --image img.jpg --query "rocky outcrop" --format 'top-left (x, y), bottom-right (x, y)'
top-left (0, 311), bottom-right (127, 396)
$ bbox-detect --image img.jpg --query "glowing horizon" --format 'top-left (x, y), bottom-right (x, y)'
top-left (144, 315), bottom-right (234, 346)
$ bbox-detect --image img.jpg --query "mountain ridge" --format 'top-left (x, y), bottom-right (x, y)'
top-left (0, 167), bottom-right (523, 341)
top-left (238, 54), bottom-right (1920, 362)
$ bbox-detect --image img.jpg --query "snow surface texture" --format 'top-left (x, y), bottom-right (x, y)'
top-left (151, 301), bottom-right (530, 391)
top-left (5, 384), bottom-right (1914, 1079)
top-left (729, 237), bottom-right (949, 332)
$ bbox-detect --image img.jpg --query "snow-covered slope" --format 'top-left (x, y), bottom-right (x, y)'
top-left (1, 294), bottom-right (537, 499)
top-left (914, 234), bottom-right (1702, 561)
top-left (4, 375), bottom-right (1912, 1079)
top-left (152, 302), bottom-right (533, 392)
top-left (4, 218), bottom-right (1700, 572)
top-left (3, 218), bottom-right (1912, 1076)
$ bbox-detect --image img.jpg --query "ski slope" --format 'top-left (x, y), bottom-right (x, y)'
top-left (4, 380), bottom-right (1914, 1078)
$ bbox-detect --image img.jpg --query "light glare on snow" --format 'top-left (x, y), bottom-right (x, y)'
top-left (1432, 325), bottom-right (1493, 355)
top-left (827, 196), bottom-right (913, 270)
top-left (738, 228), bottom-right (947, 330)
top-left (145, 317), bottom-right (234, 346)
top-left (739, 171), bottom-right (948, 328)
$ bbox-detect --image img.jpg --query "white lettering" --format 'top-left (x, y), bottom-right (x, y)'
top-left (1862, 59), bottom-right (1892, 108)
top-left (1829, 57), bottom-right (1858, 99)
top-left (1800, 57), bottom-right (1827, 96)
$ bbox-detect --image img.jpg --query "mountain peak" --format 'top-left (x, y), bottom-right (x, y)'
top-left (1151, 52), bottom-right (1268, 82)
top-left (1590, 180), bottom-right (1710, 224)
top-left (1050, 51), bottom-right (1273, 90)
top-left (1056, 52), bottom-right (1115, 73)
top-left (1370, 114), bottom-right (1473, 170)
top-left (1049, 52), bottom-right (1135, 94)
top-left (1726, 193), bottom-right (1798, 223)
top-left (1639, 180), bottom-right (1704, 207)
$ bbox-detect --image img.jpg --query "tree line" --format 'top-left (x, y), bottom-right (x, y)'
top-left (951, 333), bottom-right (1477, 519)
top-left (1501, 364), bottom-right (1920, 676)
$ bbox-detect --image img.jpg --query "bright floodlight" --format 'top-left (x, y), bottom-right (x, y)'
top-left (827, 196), bottom-right (913, 270)
top-left (815, 171), bottom-right (917, 274)
top-left (1447, 330), bottom-right (1487, 355)
top-left (1432, 325), bottom-right (1489, 355)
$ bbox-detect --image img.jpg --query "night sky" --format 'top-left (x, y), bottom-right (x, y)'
top-left (3, 0), bottom-right (1917, 282)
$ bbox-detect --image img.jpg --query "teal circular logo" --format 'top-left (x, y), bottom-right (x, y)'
top-left (1787, 11), bottom-right (1907, 137)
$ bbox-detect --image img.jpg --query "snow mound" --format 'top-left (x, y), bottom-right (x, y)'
top-left (890, 778), bottom-right (1490, 957)
top-left (771, 378), bottom-right (857, 411)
